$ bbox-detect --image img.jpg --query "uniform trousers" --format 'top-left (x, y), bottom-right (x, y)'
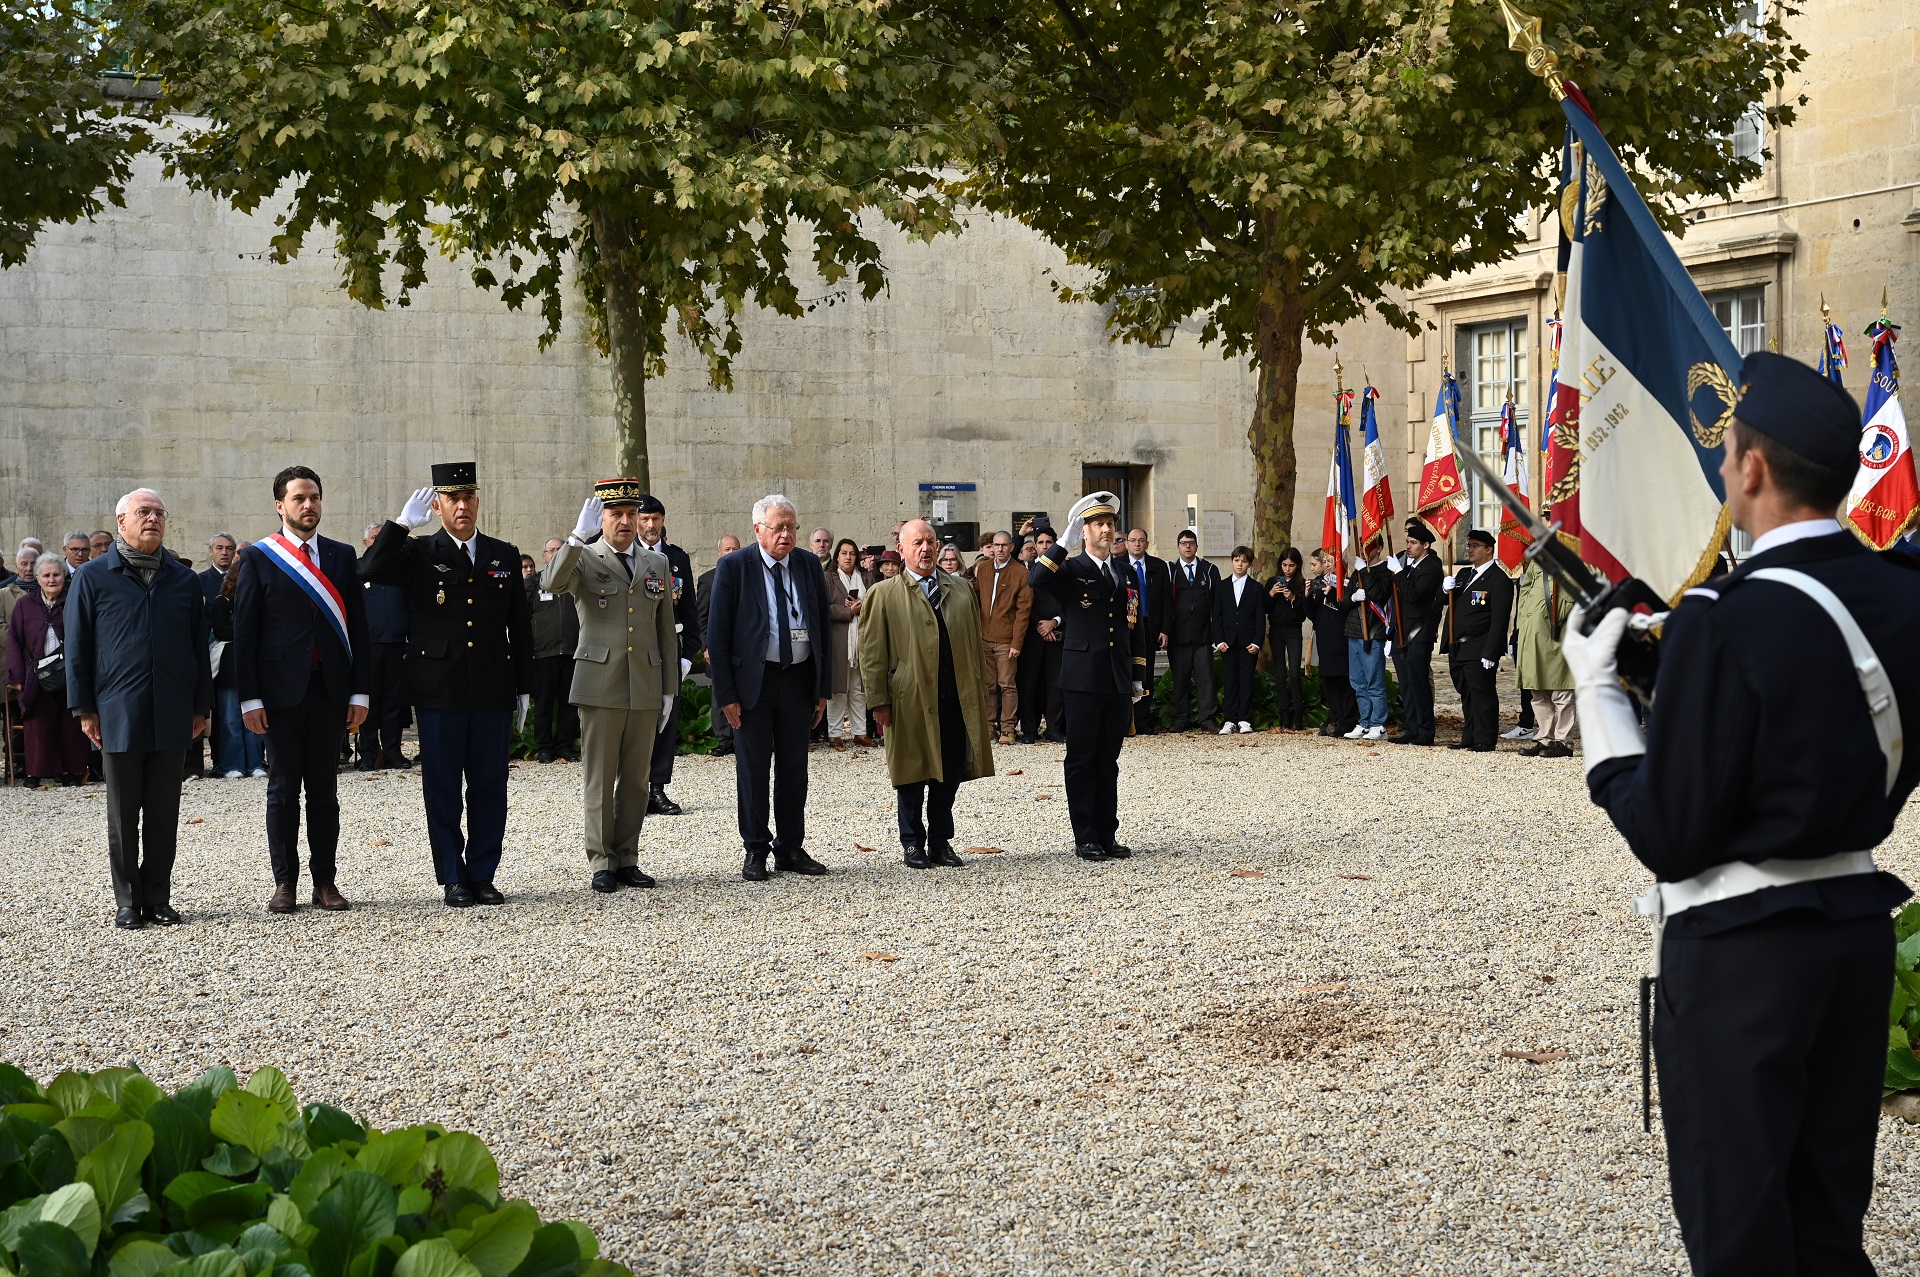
top-left (104, 748), bottom-right (185, 910)
top-left (360, 641), bottom-right (407, 764)
top-left (1528, 688), bottom-right (1576, 743)
top-left (531, 654), bottom-right (579, 758)
top-left (1393, 638), bottom-right (1436, 742)
top-left (733, 659), bottom-right (816, 856)
top-left (416, 708), bottom-right (510, 885)
top-left (1318, 674), bottom-right (1356, 732)
top-left (1167, 643), bottom-right (1217, 729)
top-left (1449, 654), bottom-right (1498, 748)
top-left (650, 695), bottom-right (679, 786)
top-left (1131, 653), bottom-right (1159, 734)
top-left (1017, 639), bottom-right (1065, 738)
top-left (578, 704), bottom-right (656, 870)
top-left (264, 670), bottom-right (343, 886)
top-left (1061, 689), bottom-right (1129, 848)
top-left (1655, 910), bottom-right (1891, 1277)
top-left (983, 640), bottom-right (1018, 734)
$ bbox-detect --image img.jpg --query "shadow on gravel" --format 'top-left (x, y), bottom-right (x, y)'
top-left (1189, 991), bottom-right (1393, 1065)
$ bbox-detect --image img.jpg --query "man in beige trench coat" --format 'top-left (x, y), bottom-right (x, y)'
top-left (860, 520), bottom-right (996, 869)
top-left (543, 479), bottom-right (680, 892)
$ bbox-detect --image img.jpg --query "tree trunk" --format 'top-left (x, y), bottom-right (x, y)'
top-left (1247, 217), bottom-right (1306, 576)
top-left (587, 206), bottom-right (651, 488)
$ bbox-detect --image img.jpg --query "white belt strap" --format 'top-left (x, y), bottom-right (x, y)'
top-left (1749, 567), bottom-right (1903, 796)
top-left (1635, 849), bottom-right (1879, 922)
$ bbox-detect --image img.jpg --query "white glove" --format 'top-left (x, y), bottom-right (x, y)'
top-left (1384, 641), bottom-right (1394, 659)
top-left (1131, 681), bottom-right (1145, 703)
top-left (398, 486), bottom-right (435, 529)
top-left (679, 657), bottom-right (691, 679)
top-left (1384, 556), bottom-right (1403, 575)
top-left (571, 496), bottom-right (603, 543)
top-left (1480, 657), bottom-right (1494, 670)
top-left (1352, 588), bottom-right (1366, 602)
top-left (1564, 605), bottom-right (1645, 773)
top-left (1351, 555), bottom-right (1364, 571)
top-left (659, 694), bottom-right (674, 734)
top-left (514, 693), bottom-right (530, 733)
top-left (1443, 574), bottom-right (1457, 590)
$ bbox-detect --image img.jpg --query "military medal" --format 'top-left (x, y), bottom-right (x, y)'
top-left (435, 587), bottom-right (445, 606)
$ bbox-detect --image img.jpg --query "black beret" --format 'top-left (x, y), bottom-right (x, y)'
top-left (1404, 518), bottom-right (1435, 545)
top-left (633, 493), bottom-right (667, 516)
top-left (1466, 528), bottom-right (1496, 549)
top-left (1732, 350), bottom-right (1863, 474)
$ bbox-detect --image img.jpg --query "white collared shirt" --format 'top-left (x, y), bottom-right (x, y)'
top-left (1231, 573), bottom-right (1248, 604)
top-left (760, 545), bottom-right (811, 664)
top-left (1749, 517), bottom-right (1843, 557)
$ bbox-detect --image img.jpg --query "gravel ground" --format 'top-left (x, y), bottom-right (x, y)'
top-left (3, 731), bottom-right (1917, 1275)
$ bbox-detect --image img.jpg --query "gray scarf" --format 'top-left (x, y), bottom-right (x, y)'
top-left (114, 535), bottom-right (164, 585)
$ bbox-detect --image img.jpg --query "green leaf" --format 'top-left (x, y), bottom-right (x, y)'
top-left (26, 1134), bottom-right (74, 1195)
top-left (506, 1226), bottom-right (579, 1277)
top-left (300, 1110), bottom-right (363, 1153)
top-left (265, 1196), bottom-right (305, 1245)
top-left (164, 1173), bottom-right (236, 1215)
top-left (417, 1139), bottom-right (493, 1204)
top-left (576, 1262), bottom-right (626, 1277)
top-left (174, 1073), bottom-right (238, 1125)
top-left (152, 1250), bottom-right (246, 1277)
top-left (210, 1093), bottom-right (285, 1158)
top-left (201, 1147), bottom-right (259, 1180)
top-left (1887, 1045), bottom-right (1920, 1092)
top-left (288, 1151), bottom-right (348, 1216)
top-left (146, 1103), bottom-right (213, 1196)
top-left (0, 1067), bottom-right (43, 1108)
top-left (108, 1239), bottom-right (181, 1277)
top-left (5, 1106), bottom-right (60, 1130)
top-left (449, 1204), bottom-right (534, 1277)
top-left (44, 1078), bottom-right (96, 1121)
top-left (52, 1118), bottom-right (115, 1161)
top-left (15, 1221), bottom-right (89, 1277)
top-left (351, 1134), bottom-right (425, 1191)
top-left (270, 1264), bottom-right (314, 1277)
top-left (78, 1120), bottom-right (153, 1218)
top-left (186, 1184), bottom-right (272, 1229)
top-left (554, 1226), bottom-right (593, 1266)
top-left (116, 1077), bottom-right (166, 1122)
top-left (241, 1075), bottom-right (297, 1128)
top-left (39, 1184), bottom-right (100, 1255)
top-left (109, 1191), bottom-right (152, 1229)
top-left (307, 1173), bottom-right (397, 1277)
top-left (393, 1240), bottom-right (479, 1277)
top-left (345, 1236), bottom-right (403, 1277)
top-left (0, 1195), bottom-right (49, 1253)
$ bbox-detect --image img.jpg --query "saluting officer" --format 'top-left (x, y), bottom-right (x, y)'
top-left (543, 480), bottom-right (679, 894)
top-left (1567, 351), bottom-right (1918, 1276)
top-left (363, 462), bottom-right (534, 908)
top-left (632, 496), bottom-right (699, 816)
top-left (1028, 491), bottom-right (1149, 862)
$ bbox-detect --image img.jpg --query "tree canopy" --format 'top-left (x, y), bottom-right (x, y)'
top-left (955, 0), bottom-right (1804, 561)
top-left (122, 0), bottom-right (987, 486)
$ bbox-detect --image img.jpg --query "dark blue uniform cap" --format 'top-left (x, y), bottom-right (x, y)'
top-left (1733, 350), bottom-right (1863, 473)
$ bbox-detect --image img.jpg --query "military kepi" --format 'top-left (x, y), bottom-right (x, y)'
top-left (432, 460), bottom-right (478, 493)
top-left (1733, 350), bottom-right (1863, 473)
top-left (592, 477), bottom-right (645, 508)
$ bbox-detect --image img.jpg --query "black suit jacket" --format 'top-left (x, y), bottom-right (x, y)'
top-left (233, 534), bottom-right (371, 711)
top-left (1166, 556), bottom-right (1220, 646)
top-left (1122, 554), bottom-right (1172, 645)
top-left (1211, 574), bottom-right (1266, 648)
top-left (1443, 561), bottom-right (1515, 663)
top-left (361, 522), bottom-right (534, 711)
top-left (708, 546), bottom-right (832, 711)
top-left (1388, 551), bottom-right (1446, 645)
top-left (640, 539), bottom-right (700, 652)
top-left (1030, 548), bottom-right (1149, 695)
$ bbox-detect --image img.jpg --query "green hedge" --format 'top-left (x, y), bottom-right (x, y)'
top-left (1890, 903), bottom-right (1920, 1095)
top-left (1151, 654), bottom-right (1401, 731)
top-left (0, 1065), bottom-right (628, 1277)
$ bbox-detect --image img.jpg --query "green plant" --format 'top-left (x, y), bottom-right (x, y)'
top-left (0, 1063), bottom-right (630, 1277)
top-left (1151, 653), bottom-right (1399, 731)
top-left (1889, 903), bottom-right (1920, 1095)
top-left (674, 680), bottom-right (715, 757)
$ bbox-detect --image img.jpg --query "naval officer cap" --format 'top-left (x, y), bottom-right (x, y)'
top-left (1732, 350), bottom-right (1863, 474)
top-left (592, 477), bottom-right (645, 508)
top-left (431, 461), bottom-right (478, 493)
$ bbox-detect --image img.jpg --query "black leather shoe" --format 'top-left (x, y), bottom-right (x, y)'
top-left (615, 866), bottom-right (656, 889)
top-left (774, 849), bottom-right (829, 876)
top-left (144, 903), bottom-right (183, 926)
top-left (902, 843), bottom-right (931, 869)
top-left (470, 881), bottom-right (506, 905)
top-left (1541, 741), bottom-right (1575, 758)
top-left (444, 883), bottom-right (476, 908)
top-left (1519, 742), bottom-right (1545, 758)
top-left (115, 906), bottom-right (145, 930)
top-left (1447, 741), bottom-right (1474, 750)
top-left (929, 841), bottom-right (966, 868)
top-left (1103, 843), bottom-right (1132, 860)
top-left (712, 741), bottom-right (735, 757)
top-left (647, 786), bottom-right (684, 816)
top-left (1043, 730), bottom-right (1067, 743)
top-left (1074, 843), bottom-right (1110, 862)
top-left (742, 851), bottom-right (771, 882)
top-left (591, 870), bottom-right (619, 894)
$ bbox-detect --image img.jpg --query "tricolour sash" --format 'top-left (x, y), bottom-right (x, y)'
top-left (260, 533), bottom-right (351, 659)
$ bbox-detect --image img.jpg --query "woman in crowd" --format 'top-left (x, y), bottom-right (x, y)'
top-left (877, 550), bottom-right (903, 579)
top-left (3, 555), bottom-right (90, 785)
top-left (211, 558), bottom-right (267, 778)
top-left (1264, 547), bottom-right (1310, 729)
top-left (1306, 550), bottom-right (1356, 736)
top-left (823, 538), bottom-right (876, 749)
top-left (937, 544), bottom-right (965, 577)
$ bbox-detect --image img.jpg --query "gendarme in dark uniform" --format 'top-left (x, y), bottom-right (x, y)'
top-left (1028, 492), bottom-right (1149, 861)
top-left (632, 496), bottom-right (700, 815)
top-left (362, 462), bottom-right (534, 907)
top-left (1571, 351), bottom-right (1916, 1276)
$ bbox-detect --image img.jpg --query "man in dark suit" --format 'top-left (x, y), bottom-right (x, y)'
top-left (708, 494), bottom-right (832, 882)
top-left (1016, 522), bottom-right (1067, 743)
top-left (633, 496), bottom-right (700, 814)
top-left (696, 533), bottom-right (742, 756)
top-left (1441, 528), bottom-right (1514, 751)
top-left (193, 531), bottom-right (238, 777)
top-left (1165, 528), bottom-right (1221, 731)
top-left (526, 535), bottom-right (580, 764)
top-left (1030, 492), bottom-right (1150, 861)
top-left (1122, 528), bottom-right (1172, 734)
top-left (362, 462), bottom-right (534, 907)
top-left (1384, 518), bottom-right (1446, 746)
top-left (356, 522), bottom-right (411, 770)
top-left (65, 488), bottom-right (213, 929)
top-left (233, 466), bottom-right (371, 914)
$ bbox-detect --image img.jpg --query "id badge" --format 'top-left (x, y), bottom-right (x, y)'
top-left (790, 627), bottom-right (811, 644)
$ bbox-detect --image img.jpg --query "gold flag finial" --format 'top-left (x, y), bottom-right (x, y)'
top-left (1884, 284), bottom-right (1891, 320)
top-left (1333, 352), bottom-right (1344, 394)
top-left (1498, 0), bottom-right (1568, 102)
top-left (1820, 293), bottom-right (1831, 324)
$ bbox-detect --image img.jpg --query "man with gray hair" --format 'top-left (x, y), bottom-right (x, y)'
top-left (707, 494), bottom-right (832, 881)
top-left (65, 488), bottom-right (213, 928)
top-left (63, 532), bottom-right (92, 569)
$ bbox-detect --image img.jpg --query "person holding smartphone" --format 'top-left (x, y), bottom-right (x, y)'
top-left (823, 538), bottom-right (873, 748)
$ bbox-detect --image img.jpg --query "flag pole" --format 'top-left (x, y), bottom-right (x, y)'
top-left (1375, 386), bottom-right (1407, 650)
top-left (1442, 349), bottom-right (1458, 648)
top-left (1338, 359), bottom-right (1370, 644)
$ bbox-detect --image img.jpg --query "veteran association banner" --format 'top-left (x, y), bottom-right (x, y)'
top-left (1358, 387), bottom-right (1395, 552)
top-left (1497, 400), bottom-right (1532, 572)
top-left (1416, 369), bottom-right (1470, 539)
top-left (1844, 320), bottom-right (1916, 549)
top-left (1557, 96), bottom-right (1738, 602)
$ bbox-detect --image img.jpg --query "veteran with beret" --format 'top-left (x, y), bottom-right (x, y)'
top-left (543, 480), bottom-right (680, 893)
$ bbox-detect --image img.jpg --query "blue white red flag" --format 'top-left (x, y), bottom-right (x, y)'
top-left (1844, 320), bottom-right (1916, 549)
top-left (1556, 94), bottom-right (1738, 602)
top-left (1321, 390), bottom-right (1357, 595)
top-left (1416, 370), bottom-right (1469, 538)
top-left (1358, 387), bottom-right (1394, 551)
top-left (1497, 400), bottom-right (1532, 572)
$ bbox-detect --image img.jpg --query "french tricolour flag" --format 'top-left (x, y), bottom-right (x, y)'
top-left (1321, 391), bottom-right (1357, 595)
top-left (1497, 400), bottom-right (1532, 573)
top-left (1416, 371), bottom-right (1469, 539)
top-left (1358, 387), bottom-right (1394, 552)
top-left (1844, 321), bottom-right (1917, 549)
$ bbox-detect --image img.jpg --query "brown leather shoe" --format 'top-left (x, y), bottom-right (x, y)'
top-left (853, 735), bottom-right (878, 748)
top-left (313, 883), bottom-right (351, 912)
top-left (267, 883), bottom-right (297, 914)
top-left (830, 738), bottom-right (846, 751)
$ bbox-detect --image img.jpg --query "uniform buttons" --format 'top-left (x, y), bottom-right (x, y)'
top-left (466, 641), bottom-right (474, 648)
top-left (466, 620), bottom-right (473, 627)
top-left (627, 626), bottom-right (634, 633)
top-left (627, 647), bottom-right (633, 653)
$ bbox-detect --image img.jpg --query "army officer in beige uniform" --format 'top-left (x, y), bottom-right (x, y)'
top-left (543, 479), bottom-right (680, 892)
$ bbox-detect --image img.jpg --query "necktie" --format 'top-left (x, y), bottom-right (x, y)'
top-left (922, 573), bottom-right (938, 604)
top-left (1186, 563), bottom-right (1194, 586)
top-left (298, 542), bottom-right (321, 665)
top-left (464, 539), bottom-right (475, 565)
top-left (617, 550), bottom-right (633, 580)
top-left (1135, 560), bottom-right (1147, 613)
top-left (773, 561), bottom-right (793, 667)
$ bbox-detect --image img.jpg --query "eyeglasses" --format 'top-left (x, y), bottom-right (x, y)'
top-left (761, 522), bottom-right (798, 535)
top-left (131, 507), bottom-right (167, 520)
